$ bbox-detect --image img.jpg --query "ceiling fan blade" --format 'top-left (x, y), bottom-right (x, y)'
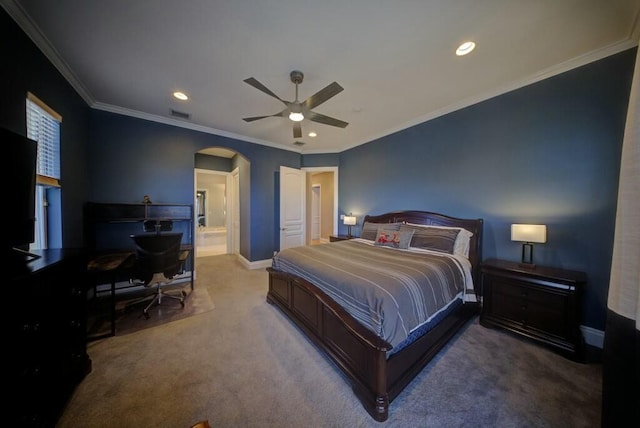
top-left (302, 82), bottom-right (344, 110)
top-left (243, 116), bottom-right (271, 122)
top-left (243, 77), bottom-right (288, 105)
top-left (293, 122), bottom-right (302, 139)
top-left (307, 111), bottom-right (349, 128)
top-left (243, 109), bottom-right (288, 122)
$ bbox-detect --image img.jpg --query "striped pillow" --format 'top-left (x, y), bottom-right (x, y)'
top-left (360, 221), bottom-right (403, 241)
top-left (400, 224), bottom-right (460, 254)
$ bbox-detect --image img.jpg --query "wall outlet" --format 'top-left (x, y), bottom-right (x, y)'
top-left (340, 214), bottom-right (345, 220)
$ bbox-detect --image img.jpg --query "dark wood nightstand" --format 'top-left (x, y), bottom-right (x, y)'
top-left (329, 234), bottom-right (354, 242)
top-left (480, 258), bottom-right (586, 362)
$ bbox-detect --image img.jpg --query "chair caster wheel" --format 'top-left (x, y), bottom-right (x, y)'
top-left (181, 290), bottom-right (187, 297)
top-left (180, 300), bottom-right (185, 307)
top-left (143, 311), bottom-right (150, 319)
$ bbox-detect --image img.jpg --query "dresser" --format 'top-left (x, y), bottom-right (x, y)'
top-left (480, 258), bottom-right (586, 361)
top-left (9, 248), bottom-right (92, 427)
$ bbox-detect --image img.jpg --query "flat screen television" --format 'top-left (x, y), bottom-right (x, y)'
top-left (2, 126), bottom-right (40, 262)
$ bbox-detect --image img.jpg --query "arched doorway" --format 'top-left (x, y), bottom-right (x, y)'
top-left (194, 147), bottom-right (243, 258)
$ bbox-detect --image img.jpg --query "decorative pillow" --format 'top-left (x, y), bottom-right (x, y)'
top-left (405, 223), bottom-right (473, 257)
top-left (360, 221), bottom-right (403, 241)
top-left (374, 228), bottom-right (414, 250)
top-left (400, 224), bottom-right (460, 254)
top-left (452, 228), bottom-right (473, 257)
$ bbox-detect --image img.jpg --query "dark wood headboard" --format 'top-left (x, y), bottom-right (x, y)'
top-left (362, 210), bottom-right (484, 294)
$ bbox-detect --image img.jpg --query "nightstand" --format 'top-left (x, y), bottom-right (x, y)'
top-left (329, 234), bottom-right (354, 242)
top-left (480, 258), bottom-right (586, 362)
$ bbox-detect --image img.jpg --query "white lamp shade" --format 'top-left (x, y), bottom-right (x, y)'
top-left (511, 224), bottom-right (547, 243)
top-left (343, 215), bottom-right (357, 226)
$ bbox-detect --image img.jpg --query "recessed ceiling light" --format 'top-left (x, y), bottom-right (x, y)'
top-left (456, 41), bottom-right (475, 56)
top-left (173, 91), bottom-right (188, 100)
top-left (308, 131), bottom-right (317, 137)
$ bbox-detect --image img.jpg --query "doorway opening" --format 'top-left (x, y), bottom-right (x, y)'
top-left (195, 147), bottom-right (247, 261)
top-left (195, 170), bottom-right (229, 257)
top-left (304, 167), bottom-right (338, 246)
top-left (279, 166), bottom-right (338, 251)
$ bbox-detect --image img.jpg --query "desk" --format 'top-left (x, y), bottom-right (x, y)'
top-left (85, 202), bottom-right (195, 291)
top-left (87, 252), bottom-right (135, 340)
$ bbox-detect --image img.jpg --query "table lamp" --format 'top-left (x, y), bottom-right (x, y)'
top-left (511, 224), bottom-right (547, 268)
top-left (343, 214), bottom-right (357, 238)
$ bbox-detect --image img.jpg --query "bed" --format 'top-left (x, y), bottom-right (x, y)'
top-left (267, 210), bottom-right (483, 421)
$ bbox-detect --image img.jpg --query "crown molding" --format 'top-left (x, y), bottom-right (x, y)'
top-left (631, 5), bottom-right (640, 43)
top-left (1, 0), bottom-right (95, 106)
top-left (92, 102), bottom-right (301, 154)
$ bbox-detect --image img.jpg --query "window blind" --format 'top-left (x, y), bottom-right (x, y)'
top-left (26, 92), bottom-right (61, 186)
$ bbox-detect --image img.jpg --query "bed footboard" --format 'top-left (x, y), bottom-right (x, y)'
top-left (267, 268), bottom-right (392, 421)
top-left (267, 267), bottom-right (479, 422)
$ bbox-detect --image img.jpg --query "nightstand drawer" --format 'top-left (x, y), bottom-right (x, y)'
top-left (491, 278), bottom-right (570, 338)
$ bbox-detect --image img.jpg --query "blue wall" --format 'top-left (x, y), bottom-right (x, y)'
top-left (2, 6), bottom-right (635, 330)
top-left (195, 152), bottom-right (233, 172)
top-left (88, 110), bottom-right (300, 261)
top-left (338, 48), bottom-right (636, 330)
top-left (1, 9), bottom-right (91, 248)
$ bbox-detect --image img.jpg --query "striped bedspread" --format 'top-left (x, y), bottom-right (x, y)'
top-left (271, 239), bottom-right (471, 348)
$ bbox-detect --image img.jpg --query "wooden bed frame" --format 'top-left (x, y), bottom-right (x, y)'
top-left (267, 210), bottom-right (483, 421)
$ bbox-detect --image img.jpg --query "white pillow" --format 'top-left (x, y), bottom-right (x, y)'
top-left (405, 223), bottom-right (473, 258)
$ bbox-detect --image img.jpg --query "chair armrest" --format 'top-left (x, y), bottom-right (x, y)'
top-left (178, 250), bottom-right (190, 262)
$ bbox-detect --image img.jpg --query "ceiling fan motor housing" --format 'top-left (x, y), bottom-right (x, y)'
top-left (290, 70), bottom-right (304, 84)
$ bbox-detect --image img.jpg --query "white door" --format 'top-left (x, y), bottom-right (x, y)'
top-left (311, 185), bottom-right (321, 240)
top-left (232, 168), bottom-right (240, 254)
top-left (280, 166), bottom-right (306, 250)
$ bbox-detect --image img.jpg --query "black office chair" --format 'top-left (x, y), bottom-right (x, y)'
top-left (128, 231), bottom-right (188, 319)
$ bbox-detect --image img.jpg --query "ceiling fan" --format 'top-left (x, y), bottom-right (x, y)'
top-left (243, 70), bottom-right (348, 139)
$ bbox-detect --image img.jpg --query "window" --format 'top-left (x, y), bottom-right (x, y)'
top-left (26, 92), bottom-right (62, 250)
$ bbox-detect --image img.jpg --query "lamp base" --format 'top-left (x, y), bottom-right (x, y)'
top-left (521, 243), bottom-right (535, 266)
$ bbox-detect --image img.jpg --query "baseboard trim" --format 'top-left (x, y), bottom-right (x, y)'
top-left (581, 325), bottom-right (604, 349)
top-left (239, 255), bottom-right (272, 270)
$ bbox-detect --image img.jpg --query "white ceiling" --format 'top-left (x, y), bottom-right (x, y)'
top-left (4, 0), bottom-right (640, 154)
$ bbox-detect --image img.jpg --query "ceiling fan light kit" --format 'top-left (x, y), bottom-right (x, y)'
top-left (243, 70), bottom-right (348, 140)
top-left (288, 112), bottom-right (304, 122)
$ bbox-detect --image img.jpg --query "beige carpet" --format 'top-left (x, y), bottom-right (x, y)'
top-left (87, 278), bottom-right (215, 338)
top-left (60, 254), bottom-right (602, 428)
